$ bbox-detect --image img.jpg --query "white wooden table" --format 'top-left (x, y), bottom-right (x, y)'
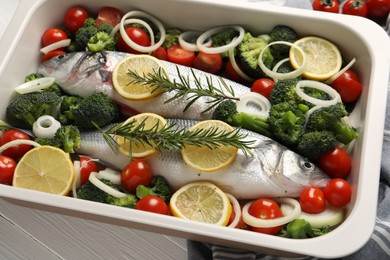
top-left (0, 1), bottom-right (187, 259)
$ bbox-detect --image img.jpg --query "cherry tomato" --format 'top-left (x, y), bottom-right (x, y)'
top-left (323, 178), bottom-right (352, 207)
top-left (300, 187), bottom-right (326, 214)
top-left (121, 159), bottom-right (153, 193)
top-left (41, 50), bottom-right (66, 63)
top-left (79, 156), bottom-right (99, 187)
top-left (247, 198), bottom-right (283, 235)
top-left (166, 45), bottom-right (196, 67)
top-left (193, 52), bottom-right (223, 74)
top-left (64, 6), bottom-right (89, 33)
top-left (42, 28), bottom-right (68, 47)
top-left (136, 195), bottom-right (170, 215)
top-left (0, 129), bottom-right (32, 160)
top-left (342, 0), bottom-right (368, 17)
top-left (317, 146), bottom-right (352, 178)
top-left (312, 0), bottom-right (340, 13)
top-left (117, 27), bottom-right (150, 54)
top-left (151, 46), bottom-right (168, 60)
top-left (228, 205), bottom-right (246, 229)
top-left (95, 6), bottom-right (124, 28)
top-left (250, 78), bottom-right (275, 99)
top-left (365, 0), bottom-right (390, 19)
top-left (0, 156), bottom-right (17, 185)
top-left (331, 70), bottom-right (363, 103)
top-left (225, 60), bottom-right (246, 83)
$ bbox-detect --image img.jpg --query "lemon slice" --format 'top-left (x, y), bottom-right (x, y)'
top-left (170, 181), bottom-right (232, 226)
top-left (181, 120), bottom-right (238, 172)
top-left (13, 146), bottom-right (74, 196)
top-left (112, 55), bottom-right (167, 100)
top-left (116, 113), bottom-right (167, 158)
top-left (290, 36), bottom-right (342, 81)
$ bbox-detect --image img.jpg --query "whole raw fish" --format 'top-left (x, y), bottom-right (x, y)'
top-left (77, 118), bottom-right (329, 200)
top-left (37, 51), bottom-right (250, 120)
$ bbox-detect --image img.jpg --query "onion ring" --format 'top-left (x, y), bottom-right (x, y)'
top-left (295, 80), bottom-right (341, 107)
top-left (89, 172), bottom-right (127, 198)
top-left (178, 31), bottom-right (211, 52)
top-left (236, 92), bottom-right (271, 119)
top-left (226, 193), bottom-right (241, 228)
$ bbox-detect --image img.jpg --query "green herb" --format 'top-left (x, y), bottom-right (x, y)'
top-left (126, 66), bottom-right (239, 113)
top-left (100, 118), bottom-right (255, 157)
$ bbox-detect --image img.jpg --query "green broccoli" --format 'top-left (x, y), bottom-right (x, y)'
top-left (278, 219), bottom-right (331, 239)
top-left (74, 18), bottom-right (98, 51)
top-left (97, 23), bottom-right (113, 34)
top-left (296, 131), bottom-right (338, 161)
top-left (34, 136), bottom-right (62, 148)
top-left (6, 91), bottom-right (61, 128)
top-left (305, 103), bottom-right (358, 145)
top-left (54, 125), bottom-right (81, 153)
top-left (159, 28), bottom-right (182, 49)
top-left (136, 176), bottom-right (172, 203)
top-left (106, 194), bottom-right (138, 208)
top-left (267, 102), bottom-right (306, 147)
top-left (24, 73), bottom-right (63, 96)
top-left (269, 25), bottom-right (298, 59)
top-left (268, 78), bottom-right (302, 106)
top-left (83, 17), bottom-right (96, 28)
top-left (211, 100), bottom-right (271, 137)
top-left (58, 95), bottom-right (84, 125)
top-left (24, 73), bottom-right (44, 82)
top-left (73, 92), bottom-right (119, 129)
top-left (87, 31), bottom-right (115, 52)
top-left (211, 27), bottom-right (239, 58)
top-left (237, 32), bottom-right (274, 78)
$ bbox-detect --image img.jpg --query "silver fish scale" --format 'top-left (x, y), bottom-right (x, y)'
top-left (77, 118), bottom-right (329, 200)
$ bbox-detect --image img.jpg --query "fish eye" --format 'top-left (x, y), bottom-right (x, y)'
top-left (301, 160), bottom-right (315, 171)
top-left (56, 54), bottom-right (65, 60)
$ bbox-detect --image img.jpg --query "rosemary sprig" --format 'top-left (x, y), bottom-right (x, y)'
top-left (126, 66), bottom-right (240, 113)
top-left (102, 118), bottom-right (255, 157)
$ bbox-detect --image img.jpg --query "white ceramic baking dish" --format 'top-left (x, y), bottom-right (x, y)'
top-left (0, 0), bottom-right (389, 258)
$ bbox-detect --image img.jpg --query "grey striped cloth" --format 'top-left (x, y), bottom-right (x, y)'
top-left (187, 1), bottom-right (390, 259)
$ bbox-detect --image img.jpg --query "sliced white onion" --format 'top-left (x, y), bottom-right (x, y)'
top-left (272, 58), bottom-right (290, 73)
top-left (72, 160), bottom-right (81, 198)
top-left (0, 139), bottom-right (41, 154)
top-left (119, 10), bottom-right (165, 53)
top-left (196, 25), bottom-right (245, 54)
top-left (242, 198), bottom-right (301, 228)
top-left (257, 34), bottom-right (271, 42)
top-left (228, 46), bottom-right (254, 82)
top-left (178, 31), bottom-right (211, 52)
top-left (96, 168), bottom-right (121, 185)
top-left (88, 172), bottom-right (127, 198)
top-left (14, 77), bottom-right (56, 94)
top-left (32, 115), bottom-right (61, 139)
top-left (40, 39), bottom-right (71, 54)
top-left (236, 92), bottom-right (271, 119)
top-left (111, 18), bottom-right (155, 47)
top-left (296, 80), bottom-right (341, 107)
top-left (281, 203), bottom-right (344, 228)
top-left (258, 41), bottom-right (307, 80)
top-left (325, 58), bottom-right (357, 85)
top-left (226, 193), bottom-right (241, 228)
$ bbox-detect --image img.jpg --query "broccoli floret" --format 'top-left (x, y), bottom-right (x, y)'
top-left (296, 131), bottom-right (337, 161)
top-left (136, 176), bottom-right (172, 203)
top-left (278, 219), bottom-right (331, 239)
top-left (211, 100), bottom-right (271, 137)
top-left (54, 125), bottom-right (81, 153)
top-left (83, 18), bottom-right (96, 28)
top-left (267, 102), bottom-right (306, 147)
top-left (268, 78), bottom-right (301, 106)
top-left (74, 18), bottom-right (98, 51)
top-left (58, 95), bottom-right (83, 125)
top-left (106, 194), bottom-right (138, 208)
top-left (34, 137), bottom-right (62, 148)
top-left (73, 92), bottom-right (119, 129)
top-left (97, 23), bottom-right (113, 34)
top-left (159, 28), bottom-right (182, 49)
top-left (237, 32), bottom-right (274, 78)
top-left (211, 27), bottom-right (239, 58)
top-left (269, 25), bottom-right (298, 59)
top-left (77, 179), bottom-right (110, 203)
top-left (6, 92), bottom-right (61, 128)
top-left (87, 31), bottom-right (115, 52)
top-left (305, 103), bottom-right (358, 145)
top-left (24, 73), bottom-right (44, 82)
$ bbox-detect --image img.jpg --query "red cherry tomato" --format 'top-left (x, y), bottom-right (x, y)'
top-left (136, 195), bottom-right (170, 215)
top-left (41, 50), bottom-right (66, 63)
top-left (317, 146), bottom-right (352, 179)
top-left (151, 46), bottom-right (168, 60)
top-left (166, 45), bottom-right (196, 67)
top-left (312, 0), bottom-right (340, 13)
top-left (78, 156), bottom-right (99, 187)
top-left (247, 198), bottom-right (283, 235)
top-left (342, 0), bottom-right (368, 17)
top-left (323, 178), bottom-right (352, 207)
top-left (250, 78), bottom-right (275, 99)
top-left (117, 27), bottom-right (150, 54)
top-left (42, 28), bottom-right (68, 47)
top-left (121, 159), bottom-right (153, 193)
top-left (331, 70), bottom-right (363, 104)
top-left (225, 60), bottom-right (246, 83)
top-left (95, 6), bottom-right (124, 28)
top-left (0, 155), bottom-right (17, 185)
top-left (0, 129), bottom-right (32, 160)
top-left (299, 187), bottom-right (326, 214)
top-left (365, 0), bottom-right (390, 19)
top-left (64, 6), bottom-right (89, 33)
top-left (193, 51), bottom-right (223, 74)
